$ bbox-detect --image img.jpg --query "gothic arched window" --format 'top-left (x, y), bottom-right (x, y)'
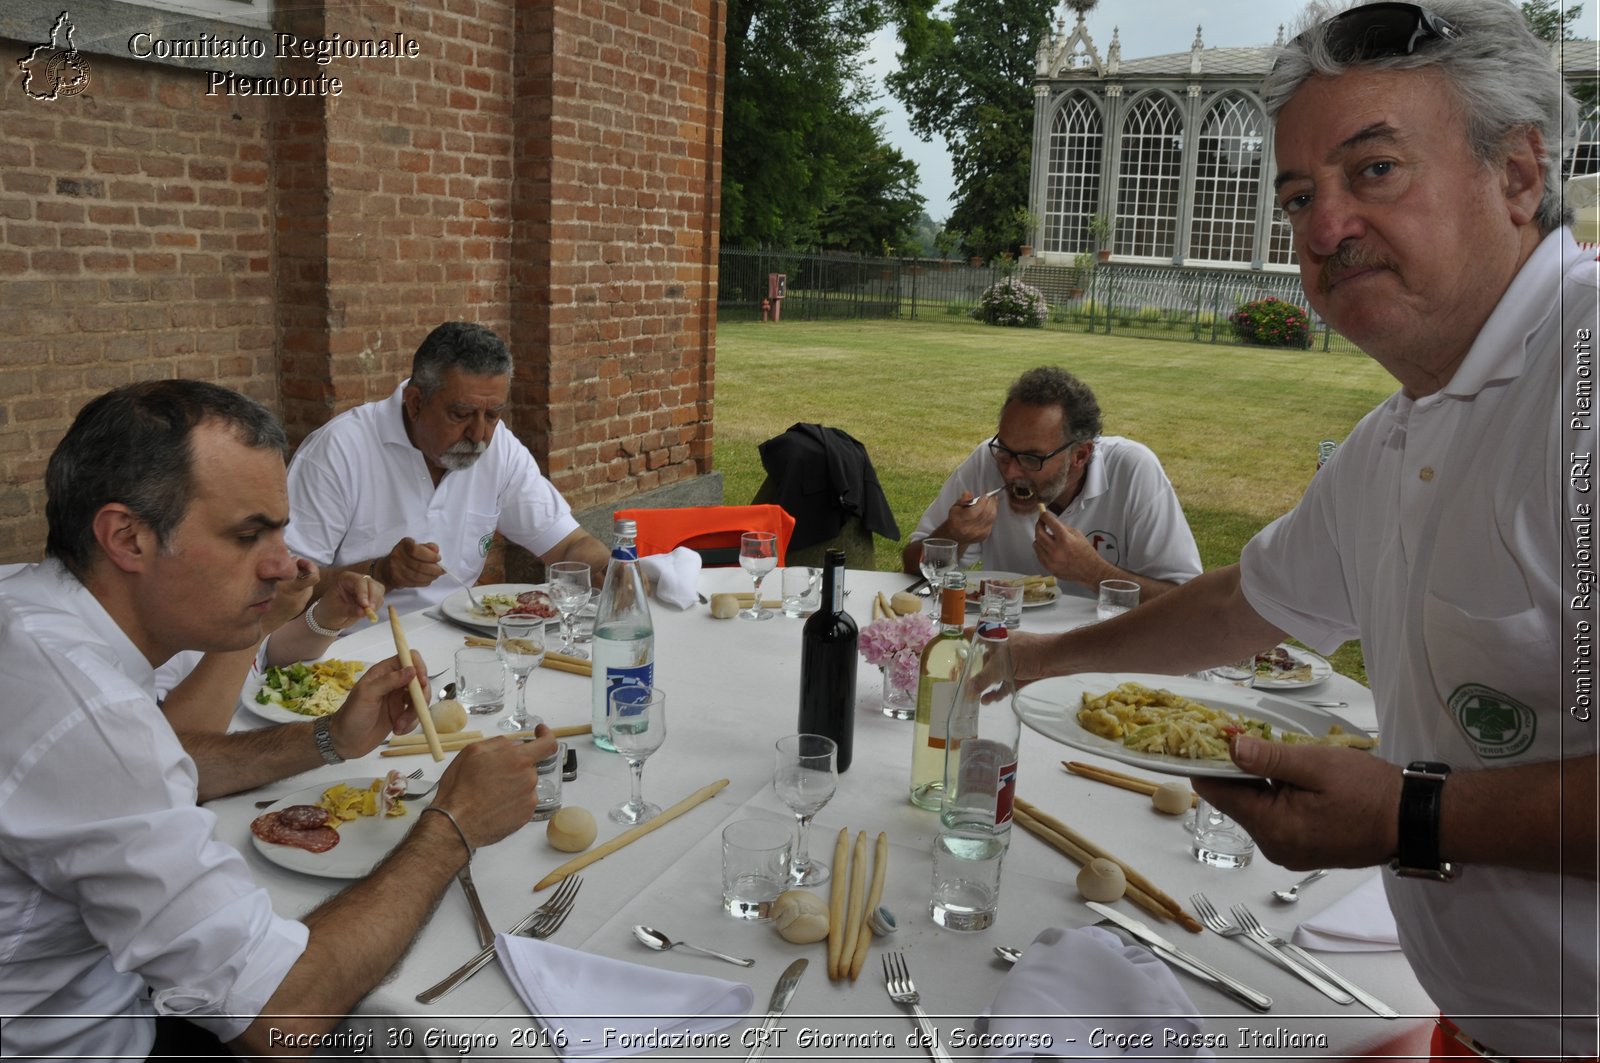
top-left (1116, 93), bottom-right (1184, 258)
top-left (1043, 94), bottom-right (1103, 254)
top-left (1190, 93), bottom-right (1264, 264)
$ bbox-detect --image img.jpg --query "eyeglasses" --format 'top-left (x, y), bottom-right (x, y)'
top-left (987, 436), bottom-right (1080, 472)
top-left (1286, 2), bottom-right (1462, 66)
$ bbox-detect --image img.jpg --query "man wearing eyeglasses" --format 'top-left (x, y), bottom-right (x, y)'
top-left (1007, 2), bottom-right (1597, 1059)
top-left (901, 366), bottom-right (1201, 600)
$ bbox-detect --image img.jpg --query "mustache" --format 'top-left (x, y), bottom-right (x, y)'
top-left (445, 440), bottom-right (488, 456)
top-left (1317, 243), bottom-right (1395, 294)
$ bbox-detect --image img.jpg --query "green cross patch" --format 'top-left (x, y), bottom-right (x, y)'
top-left (478, 533), bottom-right (494, 558)
top-left (1450, 684), bottom-right (1536, 758)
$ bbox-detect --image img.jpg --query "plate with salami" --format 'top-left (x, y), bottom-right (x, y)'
top-left (249, 777), bottom-right (428, 879)
top-left (439, 583), bottom-right (561, 631)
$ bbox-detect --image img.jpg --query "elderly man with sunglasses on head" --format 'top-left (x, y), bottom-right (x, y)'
top-left (901, 365), bottom-right (1201, 601)
top-left (1005, 2), bottom-right (1598, 1059)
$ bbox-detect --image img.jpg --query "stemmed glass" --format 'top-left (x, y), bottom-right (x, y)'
top-left (773, 733), bottom-right (838, 886)
top-left (607, 685), bottom-right (666, 824)
top-left (547, 561), bottom-right (592, 658)
top-left (920, 538), bottom-right (958, 615)
top-left (495, 615), bottom-right (545, 733)
top-left (738, 531), bottom-right (778, 620)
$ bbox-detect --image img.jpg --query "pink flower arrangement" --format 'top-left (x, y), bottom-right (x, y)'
top-left (859, 612), bottom-right (937, 695)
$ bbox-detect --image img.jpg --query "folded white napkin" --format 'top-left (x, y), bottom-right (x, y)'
top-left (1291, 872), bottom-right (1399, 952)
top-left (638, 547), bottom-right (701, 610)
top-left (977, 926), bottom-right (1214, 1059)
top-left (496, 933), bottom-right (753, 1061)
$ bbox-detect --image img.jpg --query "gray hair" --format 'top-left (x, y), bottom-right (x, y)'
top-left (45, 380), bottom-right (287, 579)
top-left (1263, 0), bottom-right (1578, 233)
top-left (1004, 366), bottom-right (1103, 445)
top-left (410, 321), bottom-right (514, 398)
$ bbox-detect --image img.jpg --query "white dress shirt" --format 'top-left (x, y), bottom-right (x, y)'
top-left (910, 435), bottom-right (1202, 595)
top-left (284, 381), bottom-right (581, 622)
top-left (1240, 230), bottom-right (1599, 1058)
top-left (0, 561), bottom-right (307, 1059)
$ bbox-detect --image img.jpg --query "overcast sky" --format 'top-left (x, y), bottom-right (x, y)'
top-left (863, 0), bottom-right (1594, 222)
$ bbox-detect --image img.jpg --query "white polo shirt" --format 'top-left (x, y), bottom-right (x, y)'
top-left (0, 561), bottom-right (307, 1058)
top-left (910, 435), bottom-right (1202, 595)
top-left (285, 381), bottom-right (580, 621)
top-left (1240, 230), bottom-right (1599, 1058)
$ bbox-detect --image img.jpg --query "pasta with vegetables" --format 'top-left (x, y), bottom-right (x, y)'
top-left (1077, 682), bottom-right (1375, 760)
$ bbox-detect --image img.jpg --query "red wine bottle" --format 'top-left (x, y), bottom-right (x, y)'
top-left (798, 548), bottom-right (857, 771)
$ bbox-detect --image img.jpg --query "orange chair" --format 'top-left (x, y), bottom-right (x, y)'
top-left (613, 504), bottom-right (796, 568)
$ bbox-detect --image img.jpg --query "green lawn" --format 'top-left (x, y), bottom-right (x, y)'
top-left (710, 315), bottom-right (1397, 681)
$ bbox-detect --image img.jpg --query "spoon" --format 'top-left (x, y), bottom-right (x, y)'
top-left (1272, 868), bottom-right (1330, 903)
top-left (1301, 700), bottom-right (1348, 709)
top-left (633, 925), bottom-right (754, 967)
top-left (993, 945), bottom-right (1023, 965)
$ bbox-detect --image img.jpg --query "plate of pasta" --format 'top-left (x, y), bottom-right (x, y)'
top-left (1015, 672), bottom-right (1376, 778)
top-left (239, 659), bottom-right (368, 725)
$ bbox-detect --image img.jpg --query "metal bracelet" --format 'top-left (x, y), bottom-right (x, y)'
top-left (312, 714), bottom-right (345, 764)
top-left (421, 805), bottom-right (474, 862)
top-left (303, 599), bottom-right (343, 638)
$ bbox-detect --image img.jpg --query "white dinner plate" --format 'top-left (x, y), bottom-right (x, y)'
top-left (250, 778), bottom-right (430, 879)
top-left (238, 665), bottom-right (364, 725)
top-left (1253, 644), bottom-right (1333, 690)
top-left (962, 570), bottom-right (1060, 609)
top-left (439, 582), bottom-right (554, 630)
top-left (1016, 672), bottom-right (1371, 778)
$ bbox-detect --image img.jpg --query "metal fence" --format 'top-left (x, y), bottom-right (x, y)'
top-left (718, 247), bottom-right (1359, 354)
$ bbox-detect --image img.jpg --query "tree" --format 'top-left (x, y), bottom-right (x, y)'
top-left (721, 0), bottom-right (924, 251)
top-left (1521, 0), bottom-right (1584, 41)
top-left (887, 0), bottom-right (1054, 261)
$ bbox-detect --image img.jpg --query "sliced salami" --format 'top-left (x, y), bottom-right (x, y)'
top-left (251, 807), bottom-right (341, 853)
top-left (507, 589), bottom-right (557, 619)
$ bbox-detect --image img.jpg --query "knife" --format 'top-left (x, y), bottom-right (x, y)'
top-left (744, 958), bottom-right (806, 1062)
top-left (904, 576), bottom-right (930, 595)
top-left (456, 867), bottom-right (495, 949)
top-left (1086, 902), bottom-right (1273, 1012)
top-left (1279, 941), bottom-right (1399, 1018)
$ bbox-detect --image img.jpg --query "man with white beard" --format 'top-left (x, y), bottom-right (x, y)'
top-left (286, 321), bottom-right (608, 625)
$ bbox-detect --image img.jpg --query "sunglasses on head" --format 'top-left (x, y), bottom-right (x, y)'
top-left (1287, 2), bottom-right (1462, 66)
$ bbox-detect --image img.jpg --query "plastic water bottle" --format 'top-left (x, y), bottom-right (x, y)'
top-left (590, 518), bottom-right (654, 752)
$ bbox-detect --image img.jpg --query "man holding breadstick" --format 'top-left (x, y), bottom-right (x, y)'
top-left (902, 366), bottom-right (1200, 602)
top-left (0, 381), bottom-right (556, 1059)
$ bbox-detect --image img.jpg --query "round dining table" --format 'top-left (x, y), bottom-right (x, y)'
top-left (213, 567), bottom-right (1438, 1060)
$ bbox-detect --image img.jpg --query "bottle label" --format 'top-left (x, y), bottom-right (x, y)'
top-left (612, 546), bottom-right (638, 562)
top-left (602, 663), bottom-right (653, 694)
top-left (922, 681), bottom-right (959, 749)
top-left (995, 758), bottom-right (1018, 826)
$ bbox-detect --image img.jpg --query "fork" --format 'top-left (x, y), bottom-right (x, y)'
top-left (253, 768), bottom-right (422, 809)
top-left (1231, 903), bottom-right (1397, 1018)
top-left (1192, 895), bottom-right (1350, 1003)
top-left (416, 875), bottom-right (582, 1004)
top-left (441, 567), bottom-right (483, 611)
top-left (882, 952), bottom-right (953, 1063)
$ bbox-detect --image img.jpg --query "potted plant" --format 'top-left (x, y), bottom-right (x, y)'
top-left (1089, 213), bottom-right (1115, 262)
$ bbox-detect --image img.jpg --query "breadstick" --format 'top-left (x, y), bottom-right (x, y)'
top-left (847, 832), bottom-right (889, 980)
top-left (532, 780), bottom-right (730, 891)
top-left (826, 828), bottom-right (849, 978)
top-left (1013, 806), bottom-right (1176, 926)
top-left (389, 729), bottom-right (485, 746)
top-left (836, 831), bottom-right (868, 981)
top-left (362, 574), bottom-right (380, 624)
top-left (549, 723), bottom-right (592, 739)
top-left (388, 607), bottom-right (444, 761)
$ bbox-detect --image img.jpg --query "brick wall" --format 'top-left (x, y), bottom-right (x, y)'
top-left (0, 0), bottom-right (724, 567)
top-left (0, 52), bottom-right (276, 561)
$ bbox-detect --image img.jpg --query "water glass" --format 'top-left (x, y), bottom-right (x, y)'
top-left (780, 566), bottom-right (821, 618)
top-left (454, 646), bottom-right (505, 716)
top-left (496, 616), bottom-right (545, 733)
top-left (919, 538), bottom-right (958, 615)
top-left (547, 561), bottom-right (592, 659)
top-left (929, 830), bottom-right (1007, 931)
top-left (773, 733), bottom-right (837, 886)
top-left (532, 741), bottom-right (567, 821)
top-left (722, 819), bottom-right (791, 920)
top-left (1191, 798), bottom-right (1255, 868)
top-left (1209, 658), bottom-right (1258, 687)
top-left (979, 579), bottom-right (1025, 631)
top-left (1096, 579), bottom-right (1140, 621)
top-left (607, 685), bottom-right (666, 824)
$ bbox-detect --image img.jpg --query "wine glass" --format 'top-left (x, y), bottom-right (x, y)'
top-left (547, 561), bottom-right (592, 658)
top-left (738, 531), bottom-right (778, 620)
top-left (920, 538), bottom-right (958, 615)
top-left (774, 733), bottom-right (838, 886)
top-left (607, 685), bottom-right (666, 824)
top-left (495, 615), bottom-right (545, 733)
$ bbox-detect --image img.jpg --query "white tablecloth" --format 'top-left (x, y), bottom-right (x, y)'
top-left (213, 569), bottom-right (1435, 1060)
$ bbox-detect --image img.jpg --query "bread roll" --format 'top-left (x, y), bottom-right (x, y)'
top-left (771, 890), bottom-right (830, 943)
top-left (546, 806), bottom-right (597, 852)
top-left (889, 591), bottom-right (925, 616)
top-left (429, 698), bottom-right (469, 735)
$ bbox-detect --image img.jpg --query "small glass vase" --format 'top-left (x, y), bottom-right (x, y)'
top-left (880, 666), bottom-right (915, 721)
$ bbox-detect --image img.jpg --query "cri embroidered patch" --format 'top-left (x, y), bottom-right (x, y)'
top-left (478, 533), bottom-right (494, 557)
top-left (1450, 683), bottom-right (1536, 758)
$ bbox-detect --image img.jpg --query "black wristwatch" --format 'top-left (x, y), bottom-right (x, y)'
top-left (1389, 761), bottom-right (1455, 881)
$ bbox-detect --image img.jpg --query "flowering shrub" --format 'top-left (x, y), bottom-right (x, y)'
top-left (859, 613), bottom-right (937, 695)
top-left (972, 278), bottom-right (1049, 328)
top-left (1228, 297), bottom-right (1312, 349)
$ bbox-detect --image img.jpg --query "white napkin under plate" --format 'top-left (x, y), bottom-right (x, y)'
top-left (638, 547), bottom-right (702, 610)
top-left (1291, 872), bottom-right (1400, 952)
top-left (496, 933), bottom-right (753, 1061)
top-left (977, 926), bottom-right (1215, 1059)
